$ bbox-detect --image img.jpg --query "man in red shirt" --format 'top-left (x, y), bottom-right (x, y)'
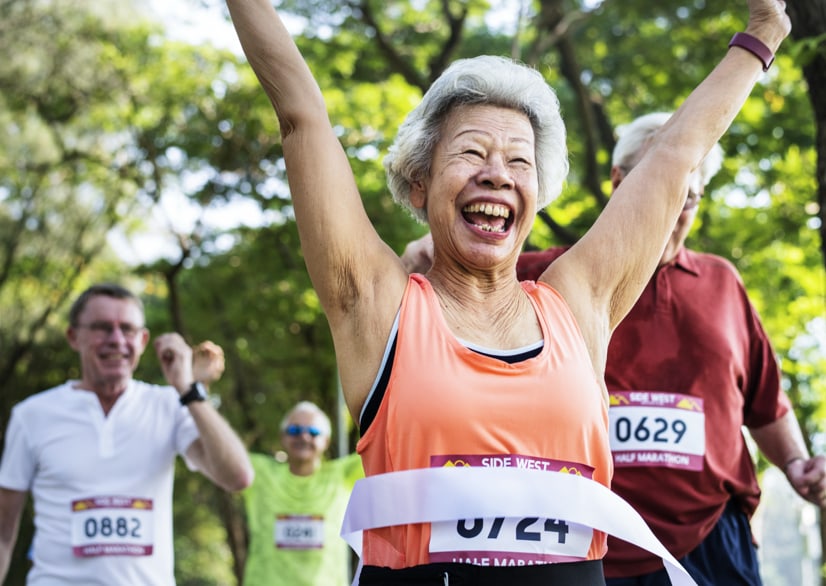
top-left (401, 112), bottom-right (826, 585)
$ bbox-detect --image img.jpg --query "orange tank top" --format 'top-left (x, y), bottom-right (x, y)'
top-left (357, 274), bottom-right (612, 568)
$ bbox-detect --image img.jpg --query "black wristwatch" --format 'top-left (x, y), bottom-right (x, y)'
top-left (180, 381), bottom-right (209, 406)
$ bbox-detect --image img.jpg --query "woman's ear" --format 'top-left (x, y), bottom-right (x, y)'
top-left (609, 165), bottom-right (626, 191)
top-left (410, 180), bottom-right (426, 210)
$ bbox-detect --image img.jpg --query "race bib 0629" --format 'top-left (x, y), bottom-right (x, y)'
top-left (609, 391), bottom-right (705, 471)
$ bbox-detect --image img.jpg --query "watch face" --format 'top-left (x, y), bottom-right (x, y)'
top-left (182, 382), bottom-right (208, 405)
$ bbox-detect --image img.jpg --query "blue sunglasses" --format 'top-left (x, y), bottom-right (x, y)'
top-left (285, 424), bottom-right (323, 437)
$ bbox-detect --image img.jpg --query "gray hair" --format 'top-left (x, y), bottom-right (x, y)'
top-left (68, 283), bottom-right (144, 327)
top-left (279, 400), bottom-right (332, 437)
top-left (384, 55), bottom-right (568, 223)
top-left (612, 112), bottom-right (723, 187)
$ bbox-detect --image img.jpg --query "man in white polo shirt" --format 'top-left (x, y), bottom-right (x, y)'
top-left (0, 283), bottom-right (254, 585)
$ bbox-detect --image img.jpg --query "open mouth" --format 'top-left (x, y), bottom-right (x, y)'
top-left (100, 352), bottom-right (129, 364)
top-left (461, 202), bottom-right (512, 234)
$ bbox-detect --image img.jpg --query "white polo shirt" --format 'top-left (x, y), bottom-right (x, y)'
top-left (0, 380), bottom-right (200, 585)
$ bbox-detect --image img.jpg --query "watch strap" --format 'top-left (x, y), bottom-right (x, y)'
top-left (728, 32), bottom-right (774, 72)
top-left (180, 381), bottom-right (208, 406)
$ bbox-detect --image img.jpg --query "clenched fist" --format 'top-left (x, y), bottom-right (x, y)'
top-left (192, 340), bottom-right (225, 384)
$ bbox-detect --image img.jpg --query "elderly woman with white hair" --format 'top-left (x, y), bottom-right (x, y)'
top-left (225, 0), bottom-right (790, 583)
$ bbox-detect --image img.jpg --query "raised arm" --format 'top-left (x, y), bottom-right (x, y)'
top-left (155, 334), bottom-right (253, 492)
top-left (226, 0), bottom-right (408, 418)
top-left (225, 0), bottom-right (406, 313)
top-left (545, 0), bottom-right (791, 348)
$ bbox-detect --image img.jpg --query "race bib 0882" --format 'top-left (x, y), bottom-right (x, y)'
top-left (71, 496), bottom-right (154, 557)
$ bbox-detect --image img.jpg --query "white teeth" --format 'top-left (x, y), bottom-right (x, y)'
top-left (462, 203), bottom-right (510, 218)
top-left (479, 224), bottom-right (503, 233)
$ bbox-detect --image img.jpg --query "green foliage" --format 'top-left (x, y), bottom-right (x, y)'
top-left (2, 0), bottom-right (825, 584)
top-left (172, 471), bottom-right (237, 586)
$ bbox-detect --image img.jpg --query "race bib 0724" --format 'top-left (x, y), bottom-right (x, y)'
top-left (427, 454), bottom-right (594, 566)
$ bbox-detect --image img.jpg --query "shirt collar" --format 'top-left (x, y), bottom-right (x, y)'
top-left (665, 247), bottom-right (700, 277)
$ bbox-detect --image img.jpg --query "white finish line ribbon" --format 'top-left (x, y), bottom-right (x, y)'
top-left (341, 466), bottom-right (695, 586)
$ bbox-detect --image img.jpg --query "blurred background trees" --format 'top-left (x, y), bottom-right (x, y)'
top-left (1, 0), bottom-right (824, 583)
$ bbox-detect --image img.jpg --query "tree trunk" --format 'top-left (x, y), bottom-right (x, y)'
top-left (786, 1), bottom-right (826, 279)
top-left (784, 4), bottom-right (826, 582)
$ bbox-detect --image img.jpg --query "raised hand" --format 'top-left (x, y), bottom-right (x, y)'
top-left (153, 332), bottom-right (194, 394)
top-left (192, 341), bottom-right (226, 385)
top-left (745, 0), bottom-right (791, 50)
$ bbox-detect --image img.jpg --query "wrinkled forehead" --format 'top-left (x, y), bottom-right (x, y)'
top-left (441, 103), bottom-right (535, 144)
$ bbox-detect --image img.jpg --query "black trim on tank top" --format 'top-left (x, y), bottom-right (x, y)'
top-left (359, 333), bottom-right (542, 434)
top-left (359, 335), bottom-right (397, 432)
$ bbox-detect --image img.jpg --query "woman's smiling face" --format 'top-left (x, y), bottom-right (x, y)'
top-left (411, 104), bottom-right (538, 269)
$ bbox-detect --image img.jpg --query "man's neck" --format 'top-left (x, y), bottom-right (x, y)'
top-left (659, 242), bottom-right (684, 267)
top-left (74, 379), bottom-right (130, 415)
top-left (289, 458), bottom-right (322, 477)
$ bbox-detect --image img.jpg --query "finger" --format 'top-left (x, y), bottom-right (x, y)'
top-left (195, 340), bottom-right (221, 352)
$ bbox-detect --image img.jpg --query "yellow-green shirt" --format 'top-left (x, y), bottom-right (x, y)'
top-left (242, 452), bottom-right (363, 586)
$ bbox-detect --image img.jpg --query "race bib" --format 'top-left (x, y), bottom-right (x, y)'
top-left (428, 454), bottom-right (593, 565)
top-left (71, 496), bottom-right (154, 557)
top-left (609, 391), bottom-right (705, 471)
top-left (274, 515), bottom-right (325, 550)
